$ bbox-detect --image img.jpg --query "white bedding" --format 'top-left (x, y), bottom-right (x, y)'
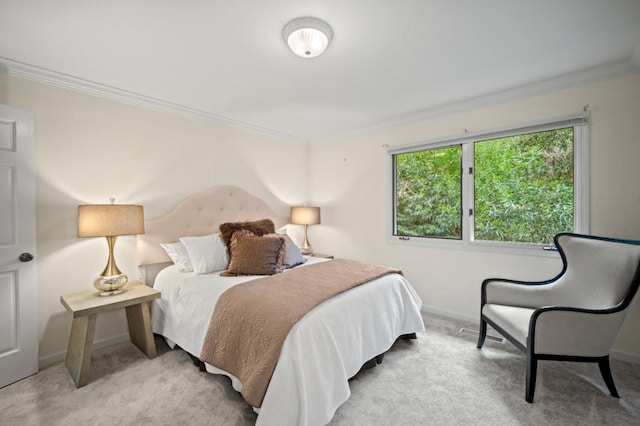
top-left (151, 257), bottom-right (424, 426)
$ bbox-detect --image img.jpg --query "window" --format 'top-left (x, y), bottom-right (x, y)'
top-left (395, 145), bottom-right (462, 239)
top-left (391, 116), bottom-right (588, 248)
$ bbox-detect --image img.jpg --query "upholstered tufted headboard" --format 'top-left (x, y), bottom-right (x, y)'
top-left (136, 185), bottom-right (287, 283)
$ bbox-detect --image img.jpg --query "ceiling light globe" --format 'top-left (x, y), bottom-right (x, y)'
top-left (282, 17), bottom-right (333, 59)
top-left (288, 28), bottom-right (328, 58)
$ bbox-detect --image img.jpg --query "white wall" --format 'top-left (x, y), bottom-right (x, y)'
top-left (308, 72), bottom-right (640, 357)
top-left (2, 70), bottom-right (639, 364)
top-left (0, 74), bottom-right (309, 364)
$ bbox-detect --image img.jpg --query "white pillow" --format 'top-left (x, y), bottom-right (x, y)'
top-left (281, 234), bottom-right (306, 268)
top-left (160, 242), bottom-right (193, 273)
top-left (179, 233), bottom-right (229, 275)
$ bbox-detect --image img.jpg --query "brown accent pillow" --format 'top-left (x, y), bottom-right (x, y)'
top-left (219, 219), bottom-right (276, 250)
top-left (222, 231), bottom-right (286, 276)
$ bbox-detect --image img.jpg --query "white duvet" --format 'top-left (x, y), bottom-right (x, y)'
top-left (151, 257), bottom-right (424, 426)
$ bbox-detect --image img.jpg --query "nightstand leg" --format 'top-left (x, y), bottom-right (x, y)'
top-left (65, 314), bottom-right (97, 387)
top-left (125, 301), bottom-right (156, 358)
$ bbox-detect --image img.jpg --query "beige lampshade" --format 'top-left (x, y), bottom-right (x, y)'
top-left (77, 204), bottom-right (145, 237)
top-left (290, 206), bottom-right (321, 225)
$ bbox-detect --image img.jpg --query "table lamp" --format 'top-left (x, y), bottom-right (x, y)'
top-left (77, 201), bottom-right (144, 296)
top-left (290, 206), bottom-right (321, 255)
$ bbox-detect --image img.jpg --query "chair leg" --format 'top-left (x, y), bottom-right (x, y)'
top-left (477, 319), bottom-right (487, 349)
top-left (526, 354), bottom-right (537, 403)
top-left (598, 356), bottom-right (620, 398)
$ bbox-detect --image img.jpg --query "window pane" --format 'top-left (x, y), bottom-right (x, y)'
top-left (474, 128), bottom-right (574, 244)
top-left (395, 146), bottom-right (462, 239)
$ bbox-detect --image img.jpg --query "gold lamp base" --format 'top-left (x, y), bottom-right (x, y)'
top-left (94, 274), bottom-right (128, 296)
top-left (300, 224), bottom-right (313, 255)
top-left (94, 235), bottom-right (128, 296)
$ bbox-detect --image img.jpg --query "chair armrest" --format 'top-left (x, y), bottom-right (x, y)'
top-left (482, 278), bottom-right (553, 309)
top-left (531, 307), bottom-right (628, 357)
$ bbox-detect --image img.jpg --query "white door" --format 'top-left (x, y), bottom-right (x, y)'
top-left (0, 104), bottom-right (37, 388)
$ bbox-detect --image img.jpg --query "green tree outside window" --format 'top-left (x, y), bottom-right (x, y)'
top-left (394, 127), bottom-right (574, 245)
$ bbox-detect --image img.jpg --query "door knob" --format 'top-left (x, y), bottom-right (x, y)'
top-left (19, 252), bottom-right (34, 262)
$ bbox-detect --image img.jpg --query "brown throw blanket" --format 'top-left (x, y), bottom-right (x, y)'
top-left (199, 258), bottom-right (401, 408)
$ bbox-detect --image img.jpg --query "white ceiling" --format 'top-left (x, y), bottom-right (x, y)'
top-left (1, 0), bottom-right (639, 142)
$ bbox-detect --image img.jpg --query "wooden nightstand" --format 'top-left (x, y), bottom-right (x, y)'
top-left (310, 253), bottom-right (334, 259)
top-left (60, 281), bottom-right (160, 387)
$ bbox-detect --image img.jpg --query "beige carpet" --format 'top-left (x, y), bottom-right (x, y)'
top-left (1, 314), bottom-right (639, 425)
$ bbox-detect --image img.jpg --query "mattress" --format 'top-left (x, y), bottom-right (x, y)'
top-left (151, 257), bottom-right (424, 426)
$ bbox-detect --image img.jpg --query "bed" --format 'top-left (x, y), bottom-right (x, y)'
top-left (136, 186), bottom-right (425, 426)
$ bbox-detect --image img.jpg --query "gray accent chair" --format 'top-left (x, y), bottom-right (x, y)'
top-left (477, 233), bottom-right (640, 402)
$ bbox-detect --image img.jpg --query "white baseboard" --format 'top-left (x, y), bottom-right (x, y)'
top-left (421, 305), bottom-right (477, 325)
top-left (38, 310), bottom-right (640, 369)
top-left (38, 333), bottom-right (130, 369)
top-left (610, 349), bottom-right (640, 364)
top-left (421, 306), bottom-right (640, 365)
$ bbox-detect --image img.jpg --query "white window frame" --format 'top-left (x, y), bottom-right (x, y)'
top-left (387, 114), bottom-right (589, 256)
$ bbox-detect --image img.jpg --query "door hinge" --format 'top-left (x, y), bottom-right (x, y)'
top-left (469, 167), bottom-right (473, 174)
top-left (469, 208), bottom-right (473, 216)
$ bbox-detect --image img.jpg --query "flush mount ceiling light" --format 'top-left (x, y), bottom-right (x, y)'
top-left (282, 17), bottom-right (333, 58)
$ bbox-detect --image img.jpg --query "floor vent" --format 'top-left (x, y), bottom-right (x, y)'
top-left (459, 327), bottom-right (504, 343)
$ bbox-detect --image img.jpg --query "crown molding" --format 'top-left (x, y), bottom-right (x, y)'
top-left (2, 56), bottom-right (638, 145)
top-left (317, 59), bottom-right (640, 144)
top-left (0, 56), bottom-right (309, 144)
